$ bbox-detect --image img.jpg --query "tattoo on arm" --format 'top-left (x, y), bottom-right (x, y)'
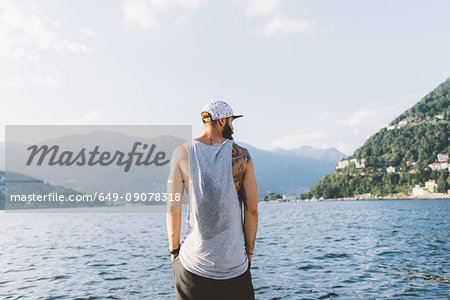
top-left (232, 142), bottom-right (251, 201)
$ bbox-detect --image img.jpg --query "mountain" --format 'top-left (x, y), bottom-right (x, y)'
top-left (0, 129), bottom-right (188, 209)
top-left (3, 130), bottom-right (186, 195)
top-left (236, 142), bottom-right (341, 197)
top-left (274, 146), bottom-right (346, 162)
top-left (305, 77), bottom-right (450, 199)
top-left (0, 141), bottom-right (4, 170)
top-left (0, 130), bottom-right (345, 201)
top-left (0, 171), bottom-right (4, 208)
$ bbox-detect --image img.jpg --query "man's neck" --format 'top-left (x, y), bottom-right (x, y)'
top-left (194, 131), bottom-right (227, 145)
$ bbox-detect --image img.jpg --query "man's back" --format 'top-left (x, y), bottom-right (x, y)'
top-left (178, 139), bottom-right (249, 279)
top-left (167, 100), bottom-right (257, 300)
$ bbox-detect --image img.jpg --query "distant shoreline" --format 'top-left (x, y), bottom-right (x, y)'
top-left (260, 195), bottom-right (450, 203)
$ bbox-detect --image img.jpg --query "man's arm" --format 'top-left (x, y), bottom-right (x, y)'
top-left (242, 158), bottom-right (258, 265)
top-left (166, 145), bottom-right (187, 262)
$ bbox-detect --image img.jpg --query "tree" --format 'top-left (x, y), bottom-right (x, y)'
top-left (437, 170), bottom-right (448, 193)
top-left (305, 77), bottom-right (450, 198)
top-left (268, 193), bottom-right (282, 200)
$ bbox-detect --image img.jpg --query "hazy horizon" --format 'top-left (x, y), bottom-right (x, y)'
top-left (1, 0), bottom-right (450, 156)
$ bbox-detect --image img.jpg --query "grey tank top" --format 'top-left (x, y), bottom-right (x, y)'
top-left (179, 139), bottom-right (249, 279)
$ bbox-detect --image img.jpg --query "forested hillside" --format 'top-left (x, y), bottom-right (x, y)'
top-left (304, 78), bottom-right (450, 199)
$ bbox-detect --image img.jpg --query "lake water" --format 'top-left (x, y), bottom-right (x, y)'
top-left (0, 199), bottom-right (449, 299)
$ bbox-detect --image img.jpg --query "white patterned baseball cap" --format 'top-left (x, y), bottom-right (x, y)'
top-left (201, 100), bottom-right (243, 123)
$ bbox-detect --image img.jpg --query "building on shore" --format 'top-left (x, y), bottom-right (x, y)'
top-left (412, 185), bottom-right (430, 197)
top-left (437, 153), bottom-right (448, 162)
top-left (354, 193), bottom-right (371, 200)
top-left (336, 160), bottom-right (349, 169)
top-left (387, 125), bottom-right (396, 131)
top-left (425, 180), bottom-right (438, 192)
top-left (428, 162), bottom-right (448, 171)
top-left (350, 158), bottom-right (365, 168)
top-left (337, 158), bottom-right (366, 170)
top-left (397, 120), bottom-right (408, 128)
top-left (282, 194), bottom-right (296, 201)
top-left (406, 161), bottom-right (416, 167)
top-left (386, 166), bottom-right (396, 173)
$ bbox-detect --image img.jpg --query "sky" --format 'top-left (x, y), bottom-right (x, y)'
top-left (1, 0), bottom-right (449, 155)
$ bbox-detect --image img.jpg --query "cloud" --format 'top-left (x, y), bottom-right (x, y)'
top-left (34, 76), bottom-right (56, 88)
top-left (231, 0), bottom-right (280, 16)
top-left (121, 0), bottom-right (205, 30)
top-left (273, 129), bottom-right (331, 148)
top-left (151, 0), bottom-right (205, 10)
top-left (122, 0), bottom-right (158, 30)
top-left (0, 74), bottom-right (57, 89)
top-left (0, 0), bottom-right (94, 61)
top-left (0, 75), bottom-right (24, 89)
top-left (336, 96), bottom-right (422, 129)
top-left (63, 110), bottom-right (103, 125)
top-left (272, 94), bottom-right (424, 155)
top-left (263, 14), bottom-right (316, 37)
top-left (78, 28), bottom-right (99, 41)
top-left (230, 1), bottom-right (316, 38)
top-left (245, 0), bottom-right (281, 16)
top-left (316, 112), bottom-right (333, 122)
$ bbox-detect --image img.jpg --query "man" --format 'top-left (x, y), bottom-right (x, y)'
top-left (166, 100), bottom-right (258, 300)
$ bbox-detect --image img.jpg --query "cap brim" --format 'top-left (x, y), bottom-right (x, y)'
top-left (232, 115), bottom-right (243, 120)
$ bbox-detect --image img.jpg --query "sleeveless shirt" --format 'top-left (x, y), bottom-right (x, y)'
top-left (178, 139), bottom-right (249, 279)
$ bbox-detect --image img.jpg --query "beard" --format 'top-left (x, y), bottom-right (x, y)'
top-left (221, 122), bottom-right (234, 140)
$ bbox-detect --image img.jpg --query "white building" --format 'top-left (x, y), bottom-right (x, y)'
top-left (406, 161), bottom-right (416, 167)
top-left (386, 166), bottom-right (396, 173)
top-left (282, 194), bottom-right (296, 201)
top-left (412, 185), bottom-right (429, 197)
top-left (437, 153), bottom-right (448, 162)
top-left (425, 180), bottom-right (438, 192)
top-left (355, 193), bottom-right (371, 199)
top-left (397, 120), bottom-right (408, 128)
top-left (350, 158), bottom-right (366, 168)
top-left (387, 125), bottom-right (396, 131)
top-left (336, 160), bottom-right (349, 169)
top-left (428, 162), bottom-right (448, 171)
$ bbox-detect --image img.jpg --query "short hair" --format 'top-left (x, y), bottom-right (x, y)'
top-left (201, 112), bottom-right (217, 124)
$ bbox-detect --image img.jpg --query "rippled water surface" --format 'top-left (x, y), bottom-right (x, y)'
top-left (0, 199), bottom-right (449, 299)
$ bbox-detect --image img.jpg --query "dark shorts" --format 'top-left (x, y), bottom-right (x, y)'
top-left (172, 256), bottom-right (255, 300)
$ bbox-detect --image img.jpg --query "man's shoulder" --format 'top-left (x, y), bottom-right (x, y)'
top-left (232, 142), bottom-right (251, 161)
top-left (172, 144), bottom-right (189, 161)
